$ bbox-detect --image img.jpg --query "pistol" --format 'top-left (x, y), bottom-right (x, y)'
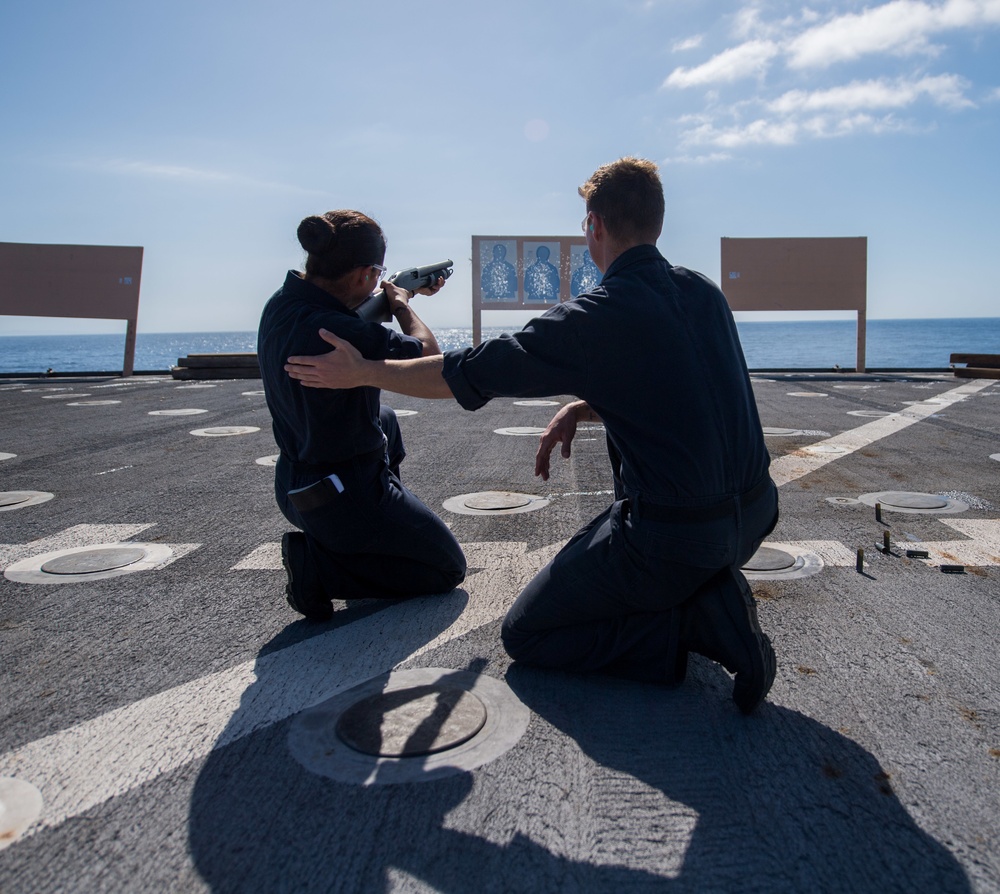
top-left (356, 260), bottom-right (454, 323)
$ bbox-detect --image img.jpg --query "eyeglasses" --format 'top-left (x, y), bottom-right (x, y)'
top-left (581, 213), bottom-right (589, 234)
top-left (370, 263), bottom-right (388, 280)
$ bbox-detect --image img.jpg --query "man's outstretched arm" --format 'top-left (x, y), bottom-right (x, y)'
top-left (285, 328), bottom-right (453, 399)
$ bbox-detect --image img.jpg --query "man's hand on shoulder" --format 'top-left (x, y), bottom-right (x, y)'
top-left (285, 329), bottom-right (366, 390)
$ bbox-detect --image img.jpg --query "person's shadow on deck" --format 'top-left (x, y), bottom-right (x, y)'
top-left (188, 624), bottom-right (971, 893)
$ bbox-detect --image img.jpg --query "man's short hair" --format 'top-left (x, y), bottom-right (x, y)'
top-left (578, 157), bottom-right (664, 245)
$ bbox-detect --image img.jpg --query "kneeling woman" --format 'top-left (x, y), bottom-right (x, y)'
top-left (257, 210), bottom-right (466, 619)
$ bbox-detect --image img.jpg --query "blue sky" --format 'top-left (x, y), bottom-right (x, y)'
top-left (2, 0), bottom-right (998, 335)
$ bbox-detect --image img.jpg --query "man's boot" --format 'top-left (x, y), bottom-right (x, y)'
top-left (681, 568), bottom-right (775, 714)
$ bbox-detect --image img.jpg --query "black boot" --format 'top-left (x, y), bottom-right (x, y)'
top-left (280, 531), bottom-right (333, 621)
top-left (681, 569), bottom-right (775, 714)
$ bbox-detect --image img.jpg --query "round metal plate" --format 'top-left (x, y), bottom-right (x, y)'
top-left (148, 409), bottom-right (207, 416)
top-left (41, 546), bottom-right (148, 575)
top-left (743, 546), bottom-right (797, 572)
top-left (288, 668), bottom-right (531, 785)
top-left (190, 426), bottom-right (260, 437)
top-left (741, 543), bottom-right (823, 580)
top-left (847, 410), bottom-right (896, 418)
top-left (66, 400), bottom-right (122, 406)
top-left (464, 491), bottom-right (533, 510)
top-left (880, 492), bottom-right (949, 510)
top-left (335, 685), bottom-right (488, 757)
top-left (857, 491), bottom-right (969, 515)
top-left (0, 491), bottom-right (54, 512)
top-left (494, 427), bottom-right (546, 436)
top-left (0, 777), bottom-right (44, 851)
top-left (513, 400), bottom-right (560, 407)
top-left (787, 392), bottom-right (827, 398)
top-left (444, 491), bottom-right (550, 516)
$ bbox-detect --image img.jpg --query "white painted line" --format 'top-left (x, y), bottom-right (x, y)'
top-left (232, 542), bottom-right (282, 570)
top-left (0, 453), bottom-right (16, 462)
top-left (0, 540), bottom-right (559, 838)
top-left (917, 519), bottom-right (1000, 566)
top-left (769, 381), bottom-right (993, 488)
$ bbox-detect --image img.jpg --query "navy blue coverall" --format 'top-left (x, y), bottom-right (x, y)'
top-left (443, 245), bottom-right (777, 683)
top-left (258, 271), bottom-right (466, 601)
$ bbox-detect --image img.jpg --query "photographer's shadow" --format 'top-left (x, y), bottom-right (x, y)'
top-left (504, 659), bottom-right (972, 893)
top-left (188, 593), bottom-right (970, 892)
top-left (187, 596), bottom-right (673, 893)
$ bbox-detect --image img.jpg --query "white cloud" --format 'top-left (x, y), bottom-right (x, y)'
top-left (677, 109), bottom-right (928, 148)
top-left (768, 74), bottom-right (974, 113)
top-left (105, 160), bottom-right (234, 181)
top-left (663, 151), bottom-right (734, 165)
top-left (658, 0), bottom-right (993, 156)
top-left (76, 158), bottom-right (324, 195)
top-left (663, 39), bottom-right (779, 88)
top-left (680, 118), bottom-right (801, 148)
top-left (665, 0), bottom-right (1000, 88)
top-left (787, 0), bottom-right (1000, 68)
top-left (672, 35), bottom-right (704, 52)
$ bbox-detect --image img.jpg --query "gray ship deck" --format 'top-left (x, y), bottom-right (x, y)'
top-left (1, 370), bottom-right (998, 892)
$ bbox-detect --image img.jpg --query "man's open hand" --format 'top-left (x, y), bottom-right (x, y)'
top-left (285, 329), bottom-right (365, 390)
top-left (535, 402), bottom-right (582, 481)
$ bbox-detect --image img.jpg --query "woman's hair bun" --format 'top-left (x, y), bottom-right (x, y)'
top-left (297, 215), bottom-right (334, 255)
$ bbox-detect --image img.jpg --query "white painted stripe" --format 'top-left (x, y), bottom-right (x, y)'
top-left (0, 540), bottom-right (559, 837)
top-left (769, 380), bottom-right (993, 488)
top-left (231, 542), bottom-right (281, 570)
top-left (912, 519), bottom-right (1000, 566)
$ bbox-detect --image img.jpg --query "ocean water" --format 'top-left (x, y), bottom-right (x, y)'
top-left (1, 319), bottom-right (999, 375)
